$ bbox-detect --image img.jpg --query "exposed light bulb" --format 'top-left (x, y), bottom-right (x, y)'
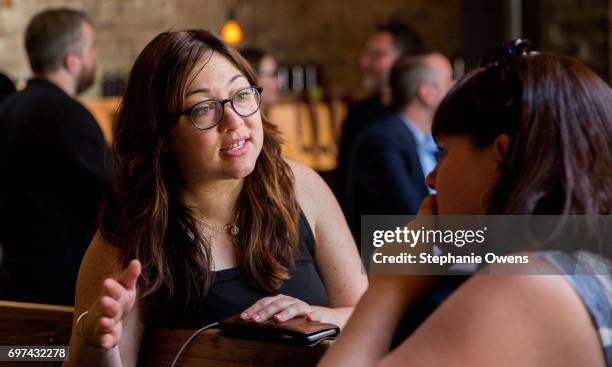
top-left (221, 20), bottom-right (243, 45)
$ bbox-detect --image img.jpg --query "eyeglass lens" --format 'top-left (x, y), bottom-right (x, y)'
top-left (191, 87), bottom-right (260, 129)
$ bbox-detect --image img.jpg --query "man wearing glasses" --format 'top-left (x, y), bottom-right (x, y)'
top-left (0, 8), bottom-right (111, 306)
top-left (345, 52), bottom-right (454, 243)
top-left (336, 20), bottom-right (424, 218)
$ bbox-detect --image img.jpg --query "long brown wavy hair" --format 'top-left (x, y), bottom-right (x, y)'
top-left (99, 30), bottom-right (300, 311)
top-left (432, 52), bottom-right (612, 215)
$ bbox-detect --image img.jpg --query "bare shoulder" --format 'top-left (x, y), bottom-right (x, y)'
top-left (81, 232), bottom-right (124, 279)
top-left (286, 159), bottom-right (335, 224)
top-left (378, 269), bottom-right (606, 367)
top-left (286, 159), bottom-right (327, 197)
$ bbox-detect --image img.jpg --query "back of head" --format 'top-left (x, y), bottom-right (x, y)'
top-left (389, 53), bottom-right (438, 110)
top-left (25, 8), bottom-right (90, 73)
top-left (376, 20), bottom-right (425, 56)
top-left (433, 52), bottom-right (612, 214)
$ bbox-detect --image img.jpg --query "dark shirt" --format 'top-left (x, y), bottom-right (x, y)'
top-left (0, 78), bottom-right (111, 305)
top-left (345, 114), bottom-right (430, 244)
top-left (335, 95), bottom-right (392, 212)
top-left (148, 211), bottom-right (328, 328)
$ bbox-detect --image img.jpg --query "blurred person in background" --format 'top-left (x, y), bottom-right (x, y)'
top-left (345, 52), bottom-right (453, 242)
top-left (0, 8), bottom-right (111, 306)
top-left (240, 47), bottom-right (281, 113)
top-left (336, 20), bottom-right (424, 212)
top-left (0, 72), bottom-right (16, 104)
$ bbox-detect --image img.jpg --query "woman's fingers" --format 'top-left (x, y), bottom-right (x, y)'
top-left (97, 316), bottom-right (115, 333)
top-left (101, 279), bottom-right (133, 318)
top-left (241, 294), bottom-right (313, 323)
top-left (306, 310), bottom-right (322, 322)
top-left (252, 298), bottom-right (296, 321)
top-left (99, 295), bottom-right (121, 319)
top-left (118, 259), bottom-right (141, 290)
top-left (97, 315), bottom-right (124, 350)
top-left (272, 302), bottom-right (312, 322)
top-left (82, 259), bottom-right (140, 349)
top-left (240, 296), bottom-right (278, 319)
top-left (99, 333), bottom-right (116, 350)
top-left (102, 278), bottom-right (123, 300)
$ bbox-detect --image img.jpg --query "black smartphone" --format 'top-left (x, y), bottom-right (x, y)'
top-left (218, 315), bottom-right (339, 345)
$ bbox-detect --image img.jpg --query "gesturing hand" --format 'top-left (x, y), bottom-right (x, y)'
top-left (240, 294), bottom-right (322, 323)
top-left (80, 259), bottom-right (141, 349)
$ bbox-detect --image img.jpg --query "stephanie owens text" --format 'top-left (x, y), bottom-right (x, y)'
top-left (372, 252), bottom-right (530, 265)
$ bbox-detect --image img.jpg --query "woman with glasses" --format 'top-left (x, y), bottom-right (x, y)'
top-left (320, 41), bottom-right (612, 366)
top-left (64, 29), bottom-right (367, 366)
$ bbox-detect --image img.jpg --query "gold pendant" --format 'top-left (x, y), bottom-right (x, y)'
top-left (229, 224), bottom-right (239, 236)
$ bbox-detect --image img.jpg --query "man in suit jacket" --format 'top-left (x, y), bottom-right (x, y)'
top-left (345, 53), bottom-right (454, 243)
top-left (335, 20), bottom-right (424, 204)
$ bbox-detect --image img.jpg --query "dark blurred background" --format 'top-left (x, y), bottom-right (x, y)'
top-left (0, 0), bottom-right (609, 99)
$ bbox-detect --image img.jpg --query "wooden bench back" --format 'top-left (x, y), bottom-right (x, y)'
top-left (0, 300), bottom-right (74, 347)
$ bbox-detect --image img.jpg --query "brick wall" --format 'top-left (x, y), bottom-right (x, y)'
top-left (0, 0), bottom-right (461, 98)
top-left (538, 0), bottom-right (610, 81)
top-left (0, 0), bottom-right (608, 99)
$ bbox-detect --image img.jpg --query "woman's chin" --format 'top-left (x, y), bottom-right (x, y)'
top-left (222, 161), bottom-right (256, 179)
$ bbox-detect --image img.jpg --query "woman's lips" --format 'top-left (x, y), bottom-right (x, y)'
top-left (220, 138), bottom-right (249, 157)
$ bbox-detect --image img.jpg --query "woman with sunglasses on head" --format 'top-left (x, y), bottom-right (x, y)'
top-left (64, 29), bottom-right (367, 366)
top-left (320, 40), bottom-right (612, 366)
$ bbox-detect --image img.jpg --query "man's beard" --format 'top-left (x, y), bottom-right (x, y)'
top-left (76, 64), bottom-right (95, 94)
top-left (362, 75), bottom-right (384, 94)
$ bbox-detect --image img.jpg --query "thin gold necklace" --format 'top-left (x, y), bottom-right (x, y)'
top-left (196, 210), bottom-right (240, 237)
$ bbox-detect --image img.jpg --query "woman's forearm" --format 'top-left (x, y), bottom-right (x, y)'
top-left (312, 306), bottom-right (354, 328)
top-left (64, 335), bottom-right (123, 367)
top-left (318, 288), bottom-right (408, 367)
top-left (318, 276), bottom-right (439, 367)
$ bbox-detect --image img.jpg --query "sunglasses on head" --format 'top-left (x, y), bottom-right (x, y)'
top-left (480, 38), bottom-right (532, 68)
top-left (477, 38), bottom-right (533, 110)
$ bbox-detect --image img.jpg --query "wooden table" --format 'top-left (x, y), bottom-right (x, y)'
top-left (0, 301), bottom-right (331, 366)
top-left (139, 328), bottom-right (331, 366)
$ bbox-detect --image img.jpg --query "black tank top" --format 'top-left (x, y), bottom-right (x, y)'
top-left (148, 211), bottom-right (329, 328)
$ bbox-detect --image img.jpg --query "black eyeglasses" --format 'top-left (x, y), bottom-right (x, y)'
top-left (178, 86), bottom-right (263, 130)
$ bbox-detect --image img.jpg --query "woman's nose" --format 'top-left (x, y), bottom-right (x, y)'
top-left (219, 103), bottom-right (244, 131)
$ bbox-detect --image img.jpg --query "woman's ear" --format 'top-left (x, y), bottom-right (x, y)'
top-left (493, 134), bottom-right (510, 167)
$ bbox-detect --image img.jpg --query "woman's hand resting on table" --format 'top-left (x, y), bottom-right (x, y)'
top-left (240, 294), bottom-right (324, 323)
top-left (79, 260), bottom-right (142, 349)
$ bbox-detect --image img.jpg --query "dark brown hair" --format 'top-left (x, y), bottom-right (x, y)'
top-left (433, 53), bottom-right (612, 215)
top-left (25, 8), bottom-right (91, 73)
top-left (99, 30), bottom-right (300, 311)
